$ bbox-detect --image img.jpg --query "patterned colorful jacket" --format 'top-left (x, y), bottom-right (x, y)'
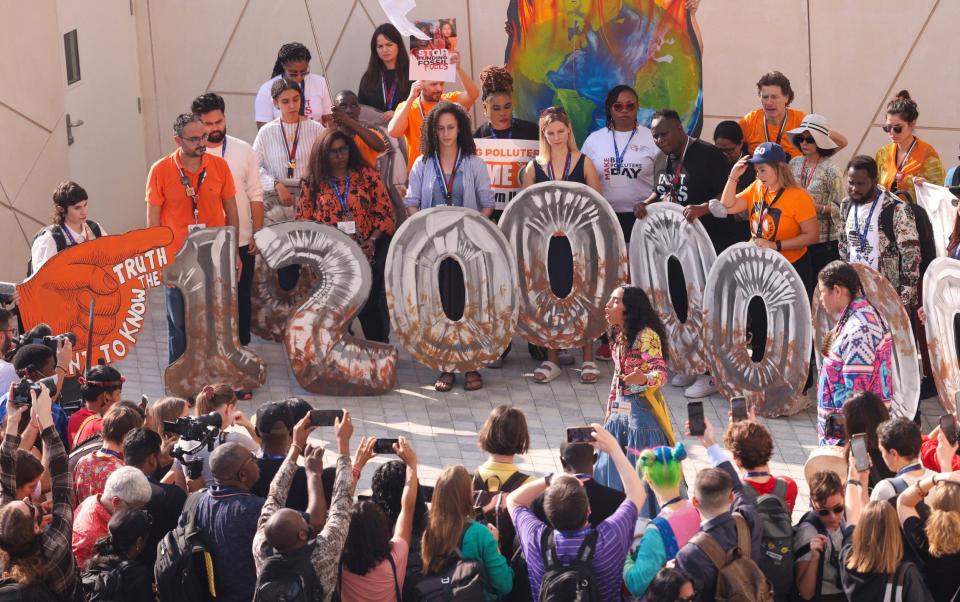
top-left (838, 188), bottom-right (921, 309)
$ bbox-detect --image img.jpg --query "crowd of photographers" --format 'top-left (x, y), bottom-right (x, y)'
top-left (0, 323), bottom-right (959, 602)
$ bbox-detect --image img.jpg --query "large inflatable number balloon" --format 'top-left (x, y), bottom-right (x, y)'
top-left (386, 206), bottom-right (519, 373)
top-left (255, 222), bottom-right (397, 396)
top-left (630, 203), bottom-right (716, 375)
top-left (703, 243), bottom-right (811, 417)
top-left (163, 227), bottom-right (265, 397)
top-left (924, 258), bottom-right (960, 413)
top-left (499, 181), bottom-right (627, 349)
top-left (812, 263), bottom-right (920, 419)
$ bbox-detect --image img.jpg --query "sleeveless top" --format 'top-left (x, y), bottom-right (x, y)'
top-left (531, 154), bottom-right (587, 184)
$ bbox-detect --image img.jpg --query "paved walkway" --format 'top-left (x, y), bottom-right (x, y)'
top-left (116, 288), bottom-right (944, 520)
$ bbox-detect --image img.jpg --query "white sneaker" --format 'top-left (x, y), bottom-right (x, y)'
top-left (670, 373), bottom-right (696, 388)
top-left (685, 375), bottom-right (717, 398)
top-left (557, 349), bottom-right (575, 366)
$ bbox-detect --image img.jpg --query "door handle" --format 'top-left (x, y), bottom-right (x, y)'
top-left (66, 113), bottom-right (85, 146)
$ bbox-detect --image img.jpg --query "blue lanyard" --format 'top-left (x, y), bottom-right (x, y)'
top-left (490, 119), bottom-right (515, 139)
top-left (432, 150), bottom-right (463, 203)
top-left (547, 151), bottom-right (572, 181)
top-left (854, 189), bottom-right (882, 256)
top-left (330, 175), bottom-right (351, 215)
top-left (62, 224), bottom-right (84, 245)
top-left (99, 448), bottom-right (122, 460)
top-left (612, 127), bottom-right (637, 170)
top-left (745, 471), bottom-right (770, 478)
top-left (897, 463), bottom-right (923, 477)
top-left (219, 136), bottom-right (228, 157)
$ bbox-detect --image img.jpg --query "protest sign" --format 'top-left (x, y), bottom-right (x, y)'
top-left (408, 18), bottom-right (457, 82)
top-left (17, 227), bottom-right (174, 374)
top-left (475, 138), bottom-right (539, 211)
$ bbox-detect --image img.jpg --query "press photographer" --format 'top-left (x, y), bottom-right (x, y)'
top-left (169, 383), bottom-right (259, 491)
top-left (0, 336), bottom-right (74, 447)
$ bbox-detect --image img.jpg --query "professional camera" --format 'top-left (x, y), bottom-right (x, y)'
top-left (38, 333), bottom-right (76, 354)
top-left (11, 378), bottom-right (40, 407)
top-left (165, 412), bottom-right (223, 467)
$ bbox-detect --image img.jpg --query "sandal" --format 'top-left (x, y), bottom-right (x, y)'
top-left (533, 361), bottom-right (562, 383)
top-left (434, 372), bottom-right (455, 392)
top-left (579, 361), bottom-right (600, 384)
top-left (464, 371), bottom-right (483, 391)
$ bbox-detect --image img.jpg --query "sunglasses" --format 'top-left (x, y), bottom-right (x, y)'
top-left (814, 504), bottom-right (845, 517)
top-left (881, 124), bottom-right (904, 134)
top-left (612, 102), bottom-right (637, 112)
top-left (541, 106), bottom-right (567, 117)
top-left (796, 135), bottom-right (816, 144)
top-left (285, 69), bottom-right (309, 78)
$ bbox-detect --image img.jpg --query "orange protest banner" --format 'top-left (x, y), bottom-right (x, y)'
top-left (474, 139), bottom-right (539, 211)
top-left (17, 227), bottom-right (174, 374)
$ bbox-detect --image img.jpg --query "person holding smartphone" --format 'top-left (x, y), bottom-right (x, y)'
top-left (593, 286), bottom-right (675, 500)
top-left (869, 418), bottom-right (935, 504)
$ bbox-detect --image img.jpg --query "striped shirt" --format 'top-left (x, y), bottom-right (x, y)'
top-left (252, 117), bottom-right (325, 193)
top-left (514, 500), bottom-right (637, 601)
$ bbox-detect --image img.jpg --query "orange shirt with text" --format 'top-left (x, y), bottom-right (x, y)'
top-left (739, 181), bottom-right (816, 263)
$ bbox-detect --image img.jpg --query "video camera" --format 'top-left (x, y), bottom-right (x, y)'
top-left (165, 412), bottom-right (223, 473)
top-left (10, 377), bottom-right (56, 408)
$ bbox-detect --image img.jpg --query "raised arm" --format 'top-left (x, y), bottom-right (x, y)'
top-left (591, 423), bottom-right (647, 510)
top-left (506, 475), bottom-right (549, 518)
top-left (1, 390), bottom-right (24, 504)
top-left (721, 156), bottom-right (751, 214)
top-left (844, 456), bottom-right (869, 527)
top-left (387, 82), bottom-right (421, 139)
top-left (393, 437), bottom-right (419, 545)
top-left (451, 52), bottom-right (478, 109)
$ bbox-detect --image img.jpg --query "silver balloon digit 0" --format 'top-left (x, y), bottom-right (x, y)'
top-left (924, 258), bottom-right (960, 413)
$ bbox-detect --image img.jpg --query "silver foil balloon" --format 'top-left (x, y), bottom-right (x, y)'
top-left (249, 259), bottom-right (319, 342)
top-left (163, 227), bottom-right (265, 397)
top-left (924, 258), bottom-right (960, 413)
top-left (630, 203), bottom-right (717, 375)
top-left (385, 206), bottom-right (519, 373)
top-left (498, 181), bottom-right (628, 349)
top-left (813, 263), bottom-right (920, 419)
top-left (703, 242), bottom-right (812, 417)
top-left (255, 221), bottom-right (397, 396)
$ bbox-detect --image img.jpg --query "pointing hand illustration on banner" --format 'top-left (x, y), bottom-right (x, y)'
top-left (17, 227), bottom-right (174, 373)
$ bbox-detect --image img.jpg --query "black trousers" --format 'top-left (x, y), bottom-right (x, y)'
top-left (807, 240), bottom-right (840, 282)
top-left (357, 236), bottom-right (391, 343)
top-left (237, 246), bottom-right (256, 346)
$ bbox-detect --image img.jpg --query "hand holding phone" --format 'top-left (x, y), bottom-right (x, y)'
top-left (309, 409), bottom-right (344, 427)
top-left (566, 426), bottom-right (594, 443)
top-left (940, 414), bottom-right (959, 446)
top-left (373, 438), bottom-right (399, 454)
top-left (850, 433), bottom-right (870, 473)
top-left (687, 402), bottom-right (705, 437)
top-left (730, 397), bottom-right (747, 422)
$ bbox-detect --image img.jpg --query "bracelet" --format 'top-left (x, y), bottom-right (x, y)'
top-left (291, 443), bottom-right (304, 455)
top-left (846, 479), bottom-right (862, 487)
top-left (915, 483), bottom-right (929, 497)
top-left (55, 366), bottom-right (67, 373)
top-left (351, 467), bottom-right (362, 480)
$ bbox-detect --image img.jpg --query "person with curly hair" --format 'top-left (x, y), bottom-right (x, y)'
top-left (898, 471), bottom-right (960, 600)
top-left (593, 286), bottom-right (675, 498)
top-left (30, 181), bottom-right (107, 274)
top-left (624, 443), bottom-right (699, 598)
top-left (723, 419), bottom-right (798, 512)
top-left (473, 66), bottom-right (539, 141)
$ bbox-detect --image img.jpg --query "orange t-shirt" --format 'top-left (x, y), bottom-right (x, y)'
top-left (395, 91), bottom-right (462, 172)
top-left (354, 130), bottom-right (387, 168)
top-left (145, 151), bottom-right (236, 253)
top-left (739, 108), bottom-right (806, 158)
top-left (738, 180), bottom-right (817, 263)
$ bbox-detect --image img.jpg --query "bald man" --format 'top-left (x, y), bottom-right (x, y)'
top-left (190, 442), bottom-right (264, 602)
top-left (254, 410), bottom-right (356, 601)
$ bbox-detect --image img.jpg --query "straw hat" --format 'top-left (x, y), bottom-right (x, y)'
top-left (803, 445), bottom-right (848, 485)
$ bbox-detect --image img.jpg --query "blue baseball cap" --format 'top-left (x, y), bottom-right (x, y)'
top-left (747, 142), bottom-right (788, 165)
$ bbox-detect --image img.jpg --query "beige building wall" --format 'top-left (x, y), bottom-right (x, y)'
top-left (2, 0), bottom-right (958, 283)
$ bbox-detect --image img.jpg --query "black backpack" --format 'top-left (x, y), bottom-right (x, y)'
top-left (154, 490), bottom-right (214, 602)
top-left (473, 471), bottom-right (530, 602)
top-left (80, 560), bottom-right (133, 601)
top-left (414, 549), bottom-right (485, 602)
top-left (742, 479), bottom-right (794, 600)
top-left (537, 528), bottom-right (599, 602)
top-left (254, 542), bottom-right (322, 602)
top-left (26, 221), bottom-right (103, 276)
top-left (0, 580), bottom-right (58, 602)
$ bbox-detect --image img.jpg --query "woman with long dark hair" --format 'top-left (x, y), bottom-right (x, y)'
top-left (297, 129), bottom-right (395, 342)
top-left (255, 42), bottom-right (332, 129)
top-left (80, 508), bottom-right (154, 600)
top-left (841, 391), bottom-right (894, 490)
top-left (816, 261), bottom-right (893, 445)
top-left (358, 24), bottom-right (411, 122)
top-left (404, 101), bottom-right (494, 392)
top-left (421, 465), bottom-right (513, 600)
top-left (593, 286), bottom-right (675, 500)
top-left (338, 438), bottom-right (418, 601)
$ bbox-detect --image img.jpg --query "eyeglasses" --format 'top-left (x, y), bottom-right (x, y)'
top-left (881, 124), bottom-right (904, 134)
top-left (285, 69), bottom-right (309, 78)
top-left (814, 504), bottom-right (845, 517)
top-left (612, 102), bottom-right (637, 112)
top-left (236, 454), bottom-right (256, 479)
top-left (541, 106), bottom-right (567, 117)
top-left (327, 146), bottom-right (350, 157)
top-left (796, 135), bottom-right (816, 144)
top-left (180, 133), bottom-right (209, 144)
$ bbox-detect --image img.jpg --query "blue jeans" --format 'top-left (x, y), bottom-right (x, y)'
top-left (165, 287), bottom-right (186, 364)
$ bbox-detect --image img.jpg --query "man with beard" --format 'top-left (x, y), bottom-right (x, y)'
top-left (0, 386), bottom-right (76, 599)
top-left (839, 155), bottom-right (920, 312)
top-left (332, 89), bottom-right (387, 167)
top-left (634, 109), bottom-right (746, 399)
top-left (387, 50), bottom-right (478, 172)
top-left (146, 113), bottom-right (240, 364)
top-left (192, 93), bottom-right (264, 349)
top-left (0, 309), bottom-right (16, 394)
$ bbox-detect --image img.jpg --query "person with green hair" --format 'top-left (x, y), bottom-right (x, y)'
top-left (623, 443), bottom-right (700, 598)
